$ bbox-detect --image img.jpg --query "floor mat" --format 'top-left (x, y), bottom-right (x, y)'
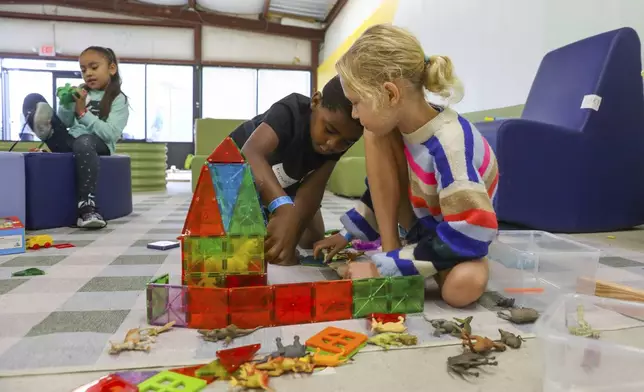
top-left (1, 191), bottom-right (644, 376)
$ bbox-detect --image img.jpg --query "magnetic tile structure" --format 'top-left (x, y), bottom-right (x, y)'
top-left (147, 275), bottom-right (424, 329)
top-left (146, 137), bottom-right (425, 330)
top-left (180, 137), bottom-right (267, 289)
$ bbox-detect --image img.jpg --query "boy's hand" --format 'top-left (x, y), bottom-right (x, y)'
top-left (265, 204), bottom-right (300, 265)
top-left (344, 261), bottom-right (380, 279)
top-left (313, 234), bottom-right (349, 262)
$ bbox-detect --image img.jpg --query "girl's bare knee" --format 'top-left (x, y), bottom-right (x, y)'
top-left (440, 259), bottom-right (489, 308)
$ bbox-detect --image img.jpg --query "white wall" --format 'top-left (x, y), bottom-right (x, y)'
top-left (393, 0), bottom-right (644, 112)
top-left (321, 0), bottom-right (383, 61)
top-left (202, 26), bottom-right (311, 66)
top-left (0, 4), bottom-right (312, 66)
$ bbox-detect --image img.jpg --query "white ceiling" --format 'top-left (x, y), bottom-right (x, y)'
top-left (134, 0), bottom-right (338, 21)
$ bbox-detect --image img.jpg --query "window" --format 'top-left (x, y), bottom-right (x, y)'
top-left (202, 67), bottom-right (257, 120)
top-left (119, 63), bottom-right (146, 140)
top-left (145, 65), bottom-right (193, 142)
top-left (257, 70), bottom-right (311, 114)
top-left (6, 70), bottom-right (53, 141)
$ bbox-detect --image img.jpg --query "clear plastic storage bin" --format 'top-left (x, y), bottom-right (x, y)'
top-left (487, 231), bottom-right (599, 311)
top-left (535, 293), bottom-right (644, 392)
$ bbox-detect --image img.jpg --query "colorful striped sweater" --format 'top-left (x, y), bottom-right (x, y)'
top-left (340, 107), bottom-right (499, 277)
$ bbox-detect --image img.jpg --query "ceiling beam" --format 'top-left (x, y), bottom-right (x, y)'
top-left (0, 10), bottom-right (187, 28)
top-left (0, 0), bottom-right (325, 41)
top-left (324, 0), bottom-right (347, 28)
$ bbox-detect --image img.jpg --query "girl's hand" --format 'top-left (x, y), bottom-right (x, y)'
top-left (313, 234), bottom-right (349, 262)
top-left (74, 89), bottom-right (88, 116)
top-left (344, 261), bottom-right (380, 279)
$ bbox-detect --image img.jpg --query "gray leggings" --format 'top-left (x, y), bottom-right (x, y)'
top-left (23, 93), bottom-right (110, 202)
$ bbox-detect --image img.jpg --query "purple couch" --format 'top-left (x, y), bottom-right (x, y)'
top-left (477, 27), bottom-right (644, 233)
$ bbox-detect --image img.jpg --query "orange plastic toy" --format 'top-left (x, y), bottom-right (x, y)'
top-left (305, 327), bottom-right (367, 355)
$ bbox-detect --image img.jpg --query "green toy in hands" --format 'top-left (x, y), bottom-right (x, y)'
top-left (56, 83), bottom-right (83, 106)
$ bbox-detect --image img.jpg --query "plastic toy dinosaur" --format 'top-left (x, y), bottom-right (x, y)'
top-left (230, 363), bottom-right (273, 391)
top-left (461, 332), bottom-right (507, 354)
top-left (56, 83), bottom-right (83, 106)
top-left (497, 329), bottom-right (526, 349)
top-left (447, 352), bottom-right (498, 378)
top-left (259, 336), bottom-right (307, 362)
top-left (371, 316), bottom-right (407, 333)
top-left (197, 324), bottom-right (261, 346)
top-left (312, 348), bottom-right (348, 367)
top-left (497, 307), bottom-right (539, 324)
top-left (255, 356), bottom-right (314, 376)
top-left (568, 305), bottom-right (600, 339)
top-left (367, 332), bottom-right (418, 350)
top-left (108, 321), bottom-right (175, 355)
top-left (425, 315), bottom-right (473, 337)
top-left (227, 238), bottom-right (263, 272)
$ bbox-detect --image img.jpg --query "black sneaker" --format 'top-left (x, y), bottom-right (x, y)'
top-left (77, 200), bottom-right (106, 229)
top-left (32, 102), bottom-right (54, 141)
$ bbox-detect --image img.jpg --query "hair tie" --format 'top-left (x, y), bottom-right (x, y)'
top-left (424, 55), bottom-right (431, 65)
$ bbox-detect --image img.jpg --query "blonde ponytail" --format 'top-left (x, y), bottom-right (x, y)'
top-left (337, 24), bottom-right (465, 107)
top-left (424, 55), bottom-right (464, 103)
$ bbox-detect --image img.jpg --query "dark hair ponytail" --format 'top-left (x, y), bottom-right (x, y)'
top-left (81, 46), bottom-right (128, 120)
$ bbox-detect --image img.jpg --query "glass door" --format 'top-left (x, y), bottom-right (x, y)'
top-left (5, 70), bottom-right (53, 141)
top-left (53, 71), bottom-right (83, 114)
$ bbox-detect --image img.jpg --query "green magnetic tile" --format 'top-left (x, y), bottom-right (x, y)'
top-left (227, 168), bottom-right (266, 236)
top-left (138, 370), bottom-right (207, 392)
top-left (389, 275), bottom-right (425, 313)
top-left (351, 277), bottom-right (389, 298)
top-left (147, 284), bottom-right (169, 323)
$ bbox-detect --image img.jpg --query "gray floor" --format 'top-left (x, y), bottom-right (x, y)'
top-left (2, 182), bottom-right (644, 391)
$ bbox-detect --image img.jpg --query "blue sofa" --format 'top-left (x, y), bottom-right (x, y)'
top-left (25, 153), bottom-right (133, 230)
top-left (477, 28), bottom-right (644, 233)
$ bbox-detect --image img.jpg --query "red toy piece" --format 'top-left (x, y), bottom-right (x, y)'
top-left (53, 243), bottom-right (75, 249)
top-left (181, 166), bottom-right (225, 237)
top-left (216, 344), bottom-right (261, 373)
top-left (367, 313), bottom-right (406, 327)
top-left (273, 283), bottom-right (313, 325)
top-left (313, 280), bottom-right (353, 322)
top-left (83, 374), bottom-right (137, 392)
top-left (187, 286), bottom-right (229, 329)
top-left (207, 137), bottom-right (245, 163)
top-left (229, 286), bottom-right (273, 328)
top-left (225, 274), bottom-right (267, 288)
top-left (169, 365), bottom-right (216, 384)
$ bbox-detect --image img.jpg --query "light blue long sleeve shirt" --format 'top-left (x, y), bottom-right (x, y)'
top-left (57, 90), bottom-right (129, 154)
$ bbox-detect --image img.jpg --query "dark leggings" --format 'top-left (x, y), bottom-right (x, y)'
top-left (23, 93), bottom-right (110, 203)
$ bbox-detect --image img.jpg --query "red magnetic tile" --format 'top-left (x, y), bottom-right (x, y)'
top-left (187, 286), bottom-right (229, 329)
top-left (313, 280), bottom-right (353, 323)
top-left (169, 365), bottom-right (216, 384)
top-left (84, 374), bottom-right (137, 392)
top-left (273, 283), bottom-right (313, 326)
top-left (217, 344), bottom-right (261, 373)
top-left (225, 274), bottom-right (267, 288)
top-left (207, 137), bottom-right (245, 163)
top-left (53, 243), bottom-right (75, 249)
top-left (365, 313), bottom-right (405, 329)
top-left (229, 286), bottom-right (273, 328)
top-left (182, 166), bottom-right (225, 237)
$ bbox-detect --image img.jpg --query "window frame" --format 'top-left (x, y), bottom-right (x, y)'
top-left (0, 56), bottom-right (312, 143)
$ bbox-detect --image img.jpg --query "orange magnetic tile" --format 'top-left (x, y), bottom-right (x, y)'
top-left (182, 166), bottom-right (225, 237)
top-left (229, 286), bottom-right (273, 328)
top-left (207, 137), bottom-right (244, 163)
top-left (313, 280), bottom-right (353, 323)
top-left (273, 283), bottom-right (313, 326)
top-left (305, 327), bottom-right (368, 355)
top-left (186, 286), bottom-right (229, 329)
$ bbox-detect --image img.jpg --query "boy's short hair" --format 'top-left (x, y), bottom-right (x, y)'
top-left (321, 75), bottom-right (363, 129)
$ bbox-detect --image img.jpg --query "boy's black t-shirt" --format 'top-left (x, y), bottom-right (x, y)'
top-left (230, 93), bottom-right (343, 197)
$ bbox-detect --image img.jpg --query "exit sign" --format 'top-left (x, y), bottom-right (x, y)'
top-left (38, 45), bottom-right (56, 57)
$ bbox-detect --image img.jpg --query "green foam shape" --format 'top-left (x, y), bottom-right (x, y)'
top-left (138, 370), bottom-right (207, 392)
top-left (227, 167), bottom-right (266, 236)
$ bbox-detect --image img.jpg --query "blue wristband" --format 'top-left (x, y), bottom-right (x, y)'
top-left (339, 229), bottom-right (353, 242)
top-left (268, 196), bottom-right (294, 214)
